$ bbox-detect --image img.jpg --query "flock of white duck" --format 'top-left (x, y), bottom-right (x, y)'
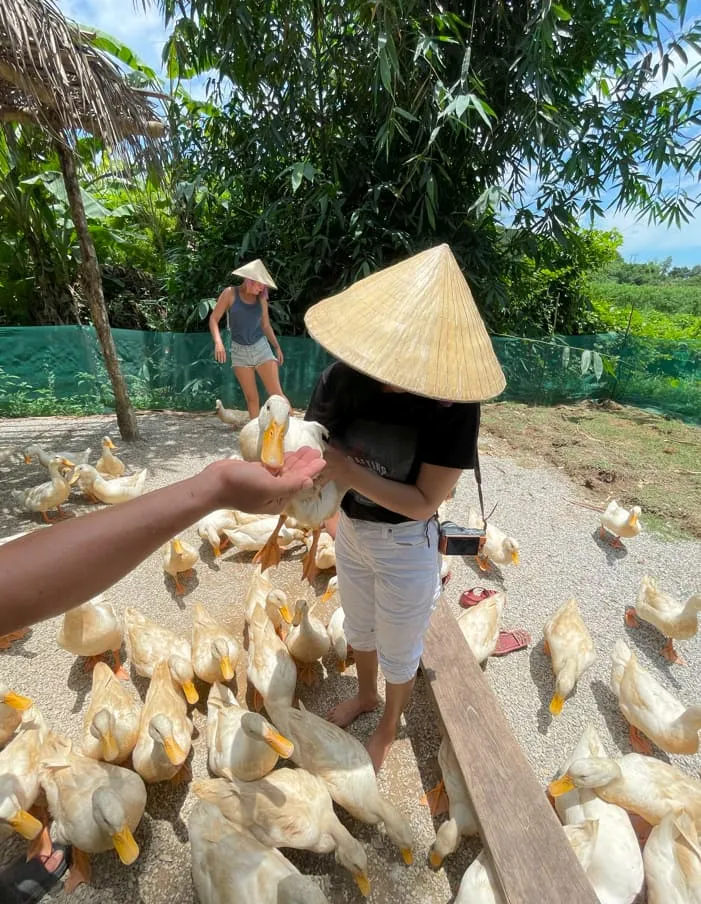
top-left (1, 397), bottom-right (700, 903)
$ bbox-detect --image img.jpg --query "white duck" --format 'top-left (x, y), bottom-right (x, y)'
top-left (206, 683), bottom-right (293, 781)
top-left (95, 437), bottom-right (125, 478)
top-left (600, 500), bottom-right (641, 547)
top-left (197, 509), bottom-right (240, 557)
top-left (611, 639), bottom-right (701, 755)
top-left (544, 598), bottom-right (596, 716)
top-left (194, 772), bottom-right (370, 895)
top-left (82, 662), bottom-right (141, 764)
top-left (644, 810), bottom-right (701, 904)
top-left (222, 518), bottom-right (305, 554)
top-left (453, 849), bottom-right (502, 904)
top-left (457, 592), bottom-right (507, 664)
top-left (327, 606), bottom-right (348, 672)
top-left (246, 604), bottom-right (298, 712)
top-left (162, 536), bottom-right (199, 595)
top-left (132, 660), bottom-right (193, 784)
top-left (548, 753), bottom-right (701, 828)
top-left (215, 398), bottom-right (238, 427)
top-left (467, 508), bottom-right (520, 571)
top-left (243, 567), bottom-right (294, 635)
top-left (40, 734), bottom-right (146, 891)
top-left (192, 603), bottom-right (240, 684)
top-left (242, 395), bottom-right (342, 584)
top-left (23, 444), bottom-right (90, 469)
top-left (70, 464), bottom-right (147, 505)
top-left (0, 684), bottom-right (33, 747)
top-left (626, 575), bottom-right (701, 665)
top-left (552, 724), bottom-right (644, 904)
top-left (425, 735), bottom-right (479, 868)
top-left (12, 456), bottom-right (74, 522)
top-left (266, 699), bottom-right (414, 864)
top-left (57, 594), bottom-right (126, 677)
top-left (0, 708), bottom-right (48, 858)
top-left (307, 530), bottom-right (336, 571)
top-left (189, 800), bottom-right (331, 904)
top-left (123, 607), bottom-right (199, 704)
top-left (285, 599), bottom-right (331, 686)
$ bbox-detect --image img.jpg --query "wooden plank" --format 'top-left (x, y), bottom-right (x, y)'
top-left (421, 596), bottom-right (598, 904)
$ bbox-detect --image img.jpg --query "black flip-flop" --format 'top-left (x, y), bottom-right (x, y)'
top-left (0, 844), bottom-right (71, 904)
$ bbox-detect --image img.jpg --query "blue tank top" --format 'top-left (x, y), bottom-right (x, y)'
top-left (227, 287), bottom-right (264, 346)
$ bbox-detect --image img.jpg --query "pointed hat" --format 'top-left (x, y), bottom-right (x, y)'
top-left (232, 259), bottom-right (277, 289)
top-left (305, 244), bottom-right (506, 402)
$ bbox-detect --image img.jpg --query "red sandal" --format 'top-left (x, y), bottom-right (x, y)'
top-left (459, 587), bottom-right (498, 608)
top-left (491, 628), bottom-right (531, 656)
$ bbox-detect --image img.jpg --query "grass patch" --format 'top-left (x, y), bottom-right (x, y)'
top-left (482, 400), bottom-right (701, 540)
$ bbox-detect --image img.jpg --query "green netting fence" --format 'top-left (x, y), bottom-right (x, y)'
top-left (0, 326), bottom-right (698, 424)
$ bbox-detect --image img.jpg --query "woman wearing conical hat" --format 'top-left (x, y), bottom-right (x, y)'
top-left (304, 245), bottom-right (506, 772)
top-left (209, 259), bottom-right (288, 420)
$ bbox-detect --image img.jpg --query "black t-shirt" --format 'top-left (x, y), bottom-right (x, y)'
top-left (305, 362), bottom-right (480, 523)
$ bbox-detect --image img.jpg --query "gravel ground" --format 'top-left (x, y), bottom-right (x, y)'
top-left (0, 410), bottom-right (699, 904)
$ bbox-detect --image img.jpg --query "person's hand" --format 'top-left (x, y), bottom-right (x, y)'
top-left (214, 341), bottom-right (227, 364)
top-left (319, 443), bottom-right (355, 490)
top-left (202, 447), bottom-right (326, 514)
top-left (275, 345), bottom-right (284, 366)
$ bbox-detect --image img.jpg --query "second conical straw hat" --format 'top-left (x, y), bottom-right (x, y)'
top-left (232, 259), bottom-right (277, 289)
top-left (305, 244), bottom-right (506, 402)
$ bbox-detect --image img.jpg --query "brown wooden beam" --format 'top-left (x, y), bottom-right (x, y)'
top-left (420, 596), bottom-right (599, 904)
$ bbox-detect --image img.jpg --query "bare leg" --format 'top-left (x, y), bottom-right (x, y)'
top-left (256, 359), bottom-right (288, 406)
top-left (366, 677), bottom-right (415, 773)
top-left (327, 649), bottom-right (380, 726)
top-left (234, 366), bottom-right (260, 419)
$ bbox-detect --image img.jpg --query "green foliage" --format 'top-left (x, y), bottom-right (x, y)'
top-left (0, 365), bottom-right (102, 416)
top-left (592, 294), bottom-right (701, 339)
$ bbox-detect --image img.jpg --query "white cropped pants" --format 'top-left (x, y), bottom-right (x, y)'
top-left (335, 511), bottom-right (441, 684)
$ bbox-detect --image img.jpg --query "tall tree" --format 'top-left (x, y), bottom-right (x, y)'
top-left (156, 0), bottom-right (701, 327)
top-left (0, 0), bottom-right (164, 440)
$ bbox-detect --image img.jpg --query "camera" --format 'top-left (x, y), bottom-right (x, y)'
top-left (438, 521), bottom-right (486, 557)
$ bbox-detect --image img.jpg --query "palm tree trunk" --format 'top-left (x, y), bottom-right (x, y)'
top-left (54, 138), bottom-right (141, 441)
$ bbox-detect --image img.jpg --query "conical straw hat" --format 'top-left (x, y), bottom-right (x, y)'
top-left (305, 244), bottom-right (506, 402)
top-left (232, 259), bottom-right (277, 289)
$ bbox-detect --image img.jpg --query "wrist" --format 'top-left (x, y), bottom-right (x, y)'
top-left (191, 468), bottom-right (226, 517)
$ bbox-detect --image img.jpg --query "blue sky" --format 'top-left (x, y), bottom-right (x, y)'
top-left (58, 0), bottom-right (701, 266)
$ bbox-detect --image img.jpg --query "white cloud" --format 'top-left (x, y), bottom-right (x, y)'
top-left (591, 207), bottom-right (701, 264)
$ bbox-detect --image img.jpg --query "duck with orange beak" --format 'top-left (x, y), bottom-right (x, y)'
top-left (96, 436), bottom-right (125, 478)
top-left (39, 734), bottom-right (146, 892)
top-left (247, 395), bottom-right (342, 584)
top-left (163, 535), bottom-right (199, 594)
top-left (0, 684), bottom-right (33, 746)
top-left (132, 660), bottom-right (193, 785)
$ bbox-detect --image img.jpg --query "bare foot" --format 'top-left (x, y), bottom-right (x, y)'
top-left (326, 694), bottom-right (379, 728)
top-left (366, 724), bottom-right (396, 773)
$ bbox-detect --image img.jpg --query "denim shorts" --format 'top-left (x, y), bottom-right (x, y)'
top-left (230, 336), bottom-right (275, 368)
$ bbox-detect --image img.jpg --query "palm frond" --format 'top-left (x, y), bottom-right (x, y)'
top-left (0, 0), bottom-right (164, 158)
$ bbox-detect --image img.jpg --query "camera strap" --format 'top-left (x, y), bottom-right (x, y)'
top-left (474, 448), bottom-right (486, 525)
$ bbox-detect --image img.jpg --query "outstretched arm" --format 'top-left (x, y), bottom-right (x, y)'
top-left (0, 450), bottom-right (324, 635)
